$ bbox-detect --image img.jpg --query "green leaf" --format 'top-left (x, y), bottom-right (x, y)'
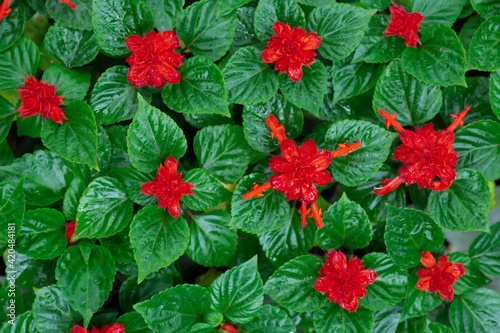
top-left (449, 289), bottom-right (500, 333)
top-left (218, 0), bottom-right (251, 14)
top-left (254, 0), bottom-right (306, 42)
top-left (92, 0), bottom-right (154, 57)
top-left (223, 46), bottom-right (278, 105)
top-left (471, 0), bottom-right (500, 18)
top-left (116, 312), bottom-right (152, 333)
top-left (42, 66), bottom-right (91, 102)
top-left (0, 311), bottom-right (37, 333)
top-left (373, 302), bottom-right (403, 333)
top-left (313, 302), bottom-right (373, 333)
top-left (447, 252), bottom-right (491, 295)
top-left (491, 71), bottom-right (500, 119)
top-left (32, 285), bottom-right (82, 333)
top-left (55, 244), bottom-right (116, 327)
top-left (177, 0), bottom-right (236, 61)
top-left (16, 114), bottom-right (43, 138)
top-left (469, 15), bottom-right (500, 71)
top-left (279, 61), bottom-right (327, 116)
top-left (0, 0), bottom-right (25, 52)
top-left (385, 206), bottom-right (444, 269)
top-left (62, 177), bottom-right (86, 221)
top-left (41, 100), bottom-right (98, 169)
top-left (0, 178), bottom-right (25, 248)
top-left (0, 140), bottom-right (14, 166)
top-left (408, 0), bottom-right (468, 29)
top-left (400, 272), bottom-right (443, 322)
top-left (238, 305), bottom-right (296, 333)
top-left (264, 255), bottom-right (325, 313)
top-left (470, 222), bottom-right (500, 276)
top-left (231, 173), bottom-right (290, 233)
top-left (231, 7), bottom-right (261, 52)
top-left (325, 119), bottom-right (397, 186)
top-left (106, 125), bottom-right (131, 168)
top-left (127, 95), bottom-right (187, 173)
top-left (359, 253), bottom-right (408, 310)
top-left (100, 226), bottom-right (136, 265)
top-left (360, 0), bottom-right (390, 11)
top-left (0, 37), bottom-right (39, 91)
top-left (17, 208), bottom-right (66, 260)
top-left (373, 59), bottom-right (443, 127)
top-left (182, 169), bottom-right (232, 211)
top-left (308, 3), bottom-right (375, 62)
top-left (459, 15), bottom-right (485, 59)
top-left (162, 56), bottom-right (229, 116)
top-left (186, 210), bottom-right (237, 267)
top-left (142, 0), bottom-right (184, 31)
top-left (209, 256), bottom-right (264, 324)
top-left (0, 95), bottom-right (17, 143)
top-left (76, 176), bottom-right (134, 239)
top-left (130, 206), bottom-right (189, 282)
top-left (317, 193), bottom-right (372, 251)
top-left (112, 165), bottom-right (156, 206)
top-left (428, 168), bottom-right (491, 232)
top-left (242, 94), bottom-right (303, 153)
top-left (13, 253), bottom-right (57, 290)
top-left (44, 23), bottom-right (100, 68)
top-left (193, 124), bottom-right (251, 183)
top-left (402, 24), bottom-right (466, 87)
top-left (352, 13), bottom-right (405, 63)
top-left (259, 207), bottom-right (316, 267)
top-left (134, 284), bottom-right (210, 332)
top-left (45, 0), bottom-right (93, 30)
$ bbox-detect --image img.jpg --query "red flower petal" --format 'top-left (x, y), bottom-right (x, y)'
top-left (420, 251), bottom-right (436, 268)
top-left (415, 275), bottom-right (432, 290)
top-left (71, 325), bottom-right (89, 333)
top-left (102, 323), bottom-right (125, 333)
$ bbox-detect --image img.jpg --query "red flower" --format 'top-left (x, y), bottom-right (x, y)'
top-left (374, 106), bottom-right (470, 195)
top-left (65, 221), bottom-right (78, 247)
top-left (416, 251), bottom-right (467, 301)
top-left (261, 21), bottom-right (321, 82)
top-left (0, 0), bottom-right (11, 22)
top-left (218, 323), bottom-right (238, 333)
top-left (313, 250), bottom-right (377, 313)
top-left (71, 323), bottom-right (124, 333)
top-left (383, 2), bottom-right (424, 48)
top-left (126, 30), bottom-right (184, 89)
top-left (141, 156), bottom-right (194, 219)
top-left (59, 0), bottom-right (76, 9)
top-left (16, 75), bottom-right (67, 125)
top-left (243, 115), bottom-right (360, 228)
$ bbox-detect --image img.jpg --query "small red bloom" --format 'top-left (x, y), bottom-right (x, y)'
top-left (243, 115), bottom-right (360, 228)
top-left (261, 21), bottom-right (321, 82)
top-left (0, 0), bottom-right (11, 22)
top-left (383, 2), bottom-right (424, 48)
top-left (415, 251), bottom-right (467, 301)
top-left (71, 323), bottom-right (124, 333)
top-left (126, 30), bottom-right (184, 89)
top-left (313, 250), bottom-right (377, 313)
top-left (374, 106), bottom-right (470, 195)
top-left (141, 156), bottom-right (194, 219)
top-left (59, 0), bottom-right (76, 9)
top-left (218, 323), bottom-right (238, 333)
top-left (65, 221), bottom-right (78, 247)
top-left (16, 75), bottom-right (67, 125)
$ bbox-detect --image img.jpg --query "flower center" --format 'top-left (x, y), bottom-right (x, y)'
top-left (283, 42), bottom-right (298, 56)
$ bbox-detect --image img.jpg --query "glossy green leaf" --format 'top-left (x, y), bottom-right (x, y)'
top-left (186, 210), bottom-right (237, 267)
top-left (0, 95), bottom-right (16, 143)
top-left (0, 311), bottom-right (37, 333)
top-left (400, 272), bottom-right (443, 322)
top-left (32, 285), bottom-right (82, 333)
top-left (308, 3), bottom-right (375, 62)
top-left (428, 168), bottom-right (491, 232)
top-left (264, 255), bottom-right (325, 313)
top-left (0, 140), bottom-right (14, 166)
top-left (314, 302), bottom-right (373, 333)
top-left (218, 0), bottom-right (251, 14)
top-left (12, 253), bottom-right (57, 290)
top-left (209, 256), bottom-right (264, 324)
top-left (0, 37), bottom-right (39, 91)
top-left (127, 95), bottom-right (187, 173)
top-left (112, 165), bottom-right (156, 206)
top-left (459, 15), bottom-right (485, 59)
top-left (99, 226), bottom-right (136, 265)
top-left (106, 125), bottom-right (131, 168)
top-left (162, 57), bottom-right (229, 116)
top-left (231, 173), bottom-right (290, 233)
top-left (360, 0), bottom-right (390, 11)
top-left (135, 284), bottom-right (210, 332)
top-left (0, 178), bottom-right (25, 248)
top-left (325, 119), bottom-right (397, 186)
top-left (42, 66), bottom-right (91, 102)
top-left (469, 16), bottom-right (500, 71)
top-left (55, 244), bottom-right (116, 327)
top-left (16, 114), bottom-right (43, 138)
top-left (44, 23), bottom-right (99, 68)
top-left (470, 222), bottom-right (500, 276)
top-left (373, 59), bottom-right (442, 127)
top-left (62, 177), bottom-right (86, 221)
top-left (317, 193), bottom-right (372, 251)
top-left (0, 0), bottom-right (25, 52)
top-left (116, 312), bottom-right (152, 333)
top-left (471, 0), bottom-right (500, 18)
top-left (92, 0), bottom-right (154, 57)
top-left (254, 0), bottom-right (306, 42)
top-left (45, 0), bottom-right (93, 30)
top-left (183, 169), bottom-right (231, 211)
top-left (408, 0), bottom-right (468, 29)
top-left (449, 289), bottom-right (500, 333)
top-left (76, 176), bottom-right (134, 238)
top-left (142, 0), bottom-right (184, 31)
top-left (239, 305), bottom-right (296, 333)
top-left (491, 71), bottom-right (500, 119)
top-left (385, 206), bottom-right (444, 269)
top-left (373, 302), bottom-right (403, 333)
top-left (231, 7), bottom-right (261, 52)
top-left (129, 206), bottom-right (189, 282)
top-left (447, 252), bottom-right (491, 295)
top-left (402, 24), bottom-right (466, 87)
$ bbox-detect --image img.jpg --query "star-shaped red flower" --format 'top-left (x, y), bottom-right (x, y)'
top-left (16, 75), bottom-right (67, 125)
top-left (415, 251), bottom-right (467, 301)
top-left (374, 106), bottom-right (470, 195)
top-left (242, 115), bottom-right (360, 228)
top-left (0, 0), bottom-right (11, 22)
top-left (383, 2), bottom-right (424, 48)
top-left (141, 156), bottom-right (194, 219)
top-left (313, 250), bottom-right (377, 313)
top-left (261, 21), bottom-right (321, 82)
top-left (126, 30), bottom-right (184, 89)
top-left (71, 323), bottom-right (124, 333)
top-left (65, 221), bottom-right (78, 247)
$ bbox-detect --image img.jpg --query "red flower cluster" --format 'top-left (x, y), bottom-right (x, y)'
top-left (313, 250), bottom-right (377, 312)
top-left (126, 30), bottom-right (184, 89)
top-left (383, 3), bottom-right (424, 48)
top-left (141, 156), bottom-right (194, 219)
top-left (243, 115), bottom-right (360, 228)
top-left (0, 0), bottom-right (11, 22)
top-left (59, 0), bottom-right (76, 9)
top-left (218, 324), bottom-right (238, 333)
top-left (71, 323), bottom-right (124, 333)
top-left (261, 21), bottom-right (321, 82)
top-left (374, 106), bottom-right (470, 195)
top-left (16, 75), bottom-right (67, 125)
top-left (416, 251), bottom-right (467, 301)
top-left (65, 221), bottom-right (78, 247)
